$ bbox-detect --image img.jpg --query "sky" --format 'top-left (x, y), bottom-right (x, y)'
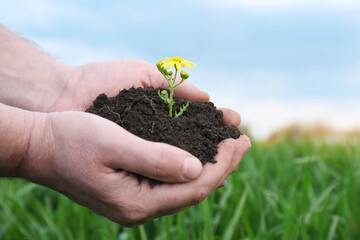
top-left (1, 0), bottom-right (359, 140)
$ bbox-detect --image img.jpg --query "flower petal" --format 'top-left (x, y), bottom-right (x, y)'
top-left (172, 56), bottom-right (183, 62)
top-left (183, 62), bottom-right (193, 70)
top-left (183, 60), bottom-right (197, 67)
top-left (162, 60), bottom-right (175, 69)
top-left (159, 57), bottom-right (196, 71)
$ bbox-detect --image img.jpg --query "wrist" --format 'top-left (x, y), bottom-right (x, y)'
top-left (16, 110), bottom-right (52, 183)
top-left (0, 103), bottom-right (37, 177)
top-left (0, 25), bottom-right (75, 112)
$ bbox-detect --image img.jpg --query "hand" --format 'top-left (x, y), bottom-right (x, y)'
top-left (19, 110), bottom-right (251, 227)
top-left (51, 59), bottom-right (210, 112)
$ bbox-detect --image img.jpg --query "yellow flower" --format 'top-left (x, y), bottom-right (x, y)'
top-left (160, 56), bottom-right (197, 71)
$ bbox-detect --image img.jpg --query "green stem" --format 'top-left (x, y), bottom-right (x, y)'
top-left (161, 72), bottom-right (172, 86)
top-left (173, 68), bottom-right (178, 85)
top-left (174, 78), bottom-right (185, 88)
top-left (168, 68), bottom-right (178, 117)
top-left (169, 85), bottom-right (173, 117)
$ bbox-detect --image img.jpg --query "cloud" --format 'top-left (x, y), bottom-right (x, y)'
top-left (202, 0), bottom-right (360, 12)
top-left (195, 69), bottom-right (292, 102)
top-left (211, 95), bottom-right (360, 140)
top-left (1, 0), bottom-right (359, 142)
top-left (203, 67), bottom-right (360, 140)
top-left (343, 63), bottom-right (360, 86)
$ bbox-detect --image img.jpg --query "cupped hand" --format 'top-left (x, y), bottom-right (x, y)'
top-left (21, 110), bottom-right (251, 227)
top-left (56, 59), bottom-right (242, 132)
top-left (53, 59), bottom-right (210, 112)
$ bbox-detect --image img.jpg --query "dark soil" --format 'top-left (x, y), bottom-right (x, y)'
top-left (86, 87), bottom-right (241, 185)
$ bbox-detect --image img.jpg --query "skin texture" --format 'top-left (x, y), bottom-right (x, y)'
top-left (0, 25), bottom-right (251, 227)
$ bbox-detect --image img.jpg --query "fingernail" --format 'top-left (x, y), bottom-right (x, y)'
top-left (183, 157), bottom-right (202, 180)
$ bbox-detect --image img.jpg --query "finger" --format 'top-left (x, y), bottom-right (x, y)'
top-left (116, 135), bottom-right (251, 222)
top-left (213, 134), bottom-right (250, 176)
top-left (235, 134), bottom-right (251, 160)
top-left (151, 135), bottom-right (251, 212)
top-left (103, 128), bottom-right (203, 183)
top-left (173, 80), bottom-right (210, 102)
top-left (219, 108), bottom-right (241, 126)
top-left (228, 134), bottom-right (252, 175)
top-left (145, 138), bottom-right (239, 212)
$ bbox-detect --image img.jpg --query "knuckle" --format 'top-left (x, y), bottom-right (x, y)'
top-left (111, 213), bottom-right (142, 228)
top-left (105, 196), bottom-right (149, 227)
top-left (92, 187), bottom-right (150, 227)
top-left (121, 213), bottom-right (142, 226)
top-left (117, 207), bottom-right (146, 227)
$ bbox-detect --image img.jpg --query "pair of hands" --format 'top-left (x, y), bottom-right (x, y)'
top-left (19, 59), bottom-right (251, 227)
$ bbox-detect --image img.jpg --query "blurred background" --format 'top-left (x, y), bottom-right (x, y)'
top-left (1, 1), bottom-right (359, 239)
top-left (1, 0), bottom-right (359, 140)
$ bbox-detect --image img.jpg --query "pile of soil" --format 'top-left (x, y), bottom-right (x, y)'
top-left (86, 87), bottom-right (241, 184)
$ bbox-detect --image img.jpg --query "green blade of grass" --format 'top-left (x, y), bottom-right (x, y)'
top-left (326, 215), bottom-right (339, 240)
top-left (223, 188), bottom-right (249, 240)
top-left (305, 183), bottom-right (338, 223)
top-left (138, 225), bottom-right (148, 240)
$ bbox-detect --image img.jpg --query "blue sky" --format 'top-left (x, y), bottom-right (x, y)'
top-left (1, 0), bottom-right (359, 139)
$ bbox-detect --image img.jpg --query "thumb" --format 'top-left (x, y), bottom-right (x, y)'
top-left (104, 129), bottom-right (203, 183)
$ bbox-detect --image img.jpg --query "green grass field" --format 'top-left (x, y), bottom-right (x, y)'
top-left (1, 135), bottom-right (359, 240)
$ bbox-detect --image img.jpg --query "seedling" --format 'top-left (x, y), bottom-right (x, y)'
top-left (156, 56), bottom-right (196, 118)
